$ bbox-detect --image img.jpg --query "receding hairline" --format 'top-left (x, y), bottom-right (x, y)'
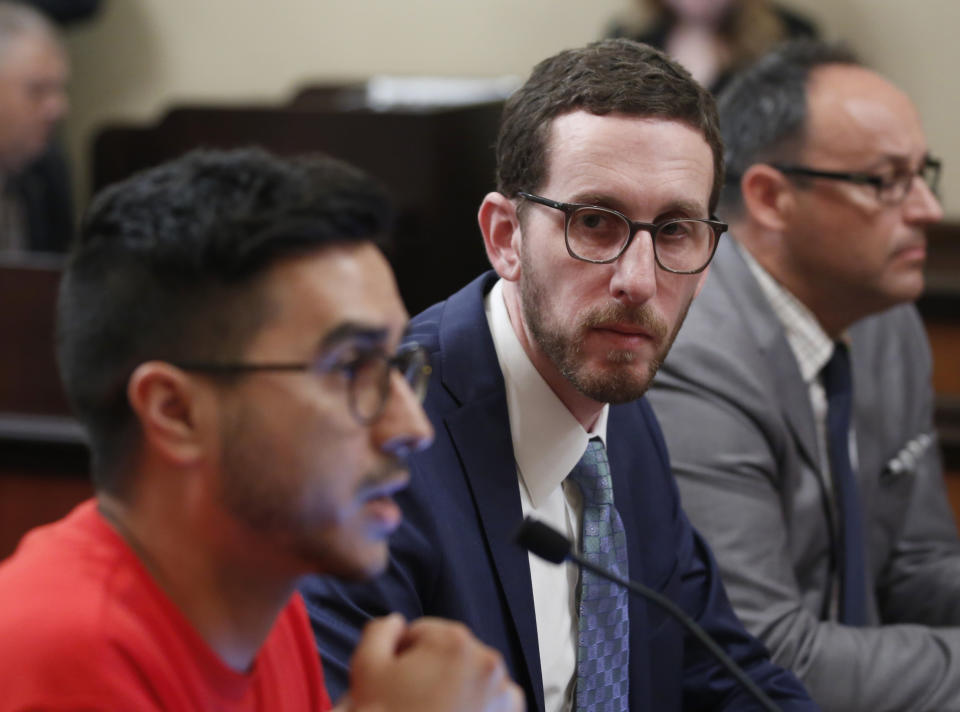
top-left (801, 63), bottom-right (924, 156)
top-left (538, 109), bottom-right (716, 196)
top-left (805, 62), bottom-right (913, 112)
top-left (0, 2), bottom-right (61, 63)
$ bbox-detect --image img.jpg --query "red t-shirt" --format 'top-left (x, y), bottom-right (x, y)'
top-left (0, 500), bottom-right (332, 711)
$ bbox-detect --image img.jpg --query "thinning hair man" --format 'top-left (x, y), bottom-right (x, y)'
top-left (649, 40), bottom-right (956, 712)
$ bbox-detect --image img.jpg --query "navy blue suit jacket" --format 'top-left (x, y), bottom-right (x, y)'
top-left (301, 272), bottom-right (816, 711)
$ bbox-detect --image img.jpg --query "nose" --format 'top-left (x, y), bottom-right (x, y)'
top-left (902, 175), bottom-right (944, 226)
top-left (608, 229), bottom-right (658, 304)
top-left (373, 370), bottom-right (434, 459)
top-left (46, 89), bottom-right (68, 122)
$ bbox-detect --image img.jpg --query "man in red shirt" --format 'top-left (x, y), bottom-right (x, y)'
top-left (0, 148), bottom-right (524, 712)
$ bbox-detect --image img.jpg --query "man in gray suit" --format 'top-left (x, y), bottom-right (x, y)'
top-left (648, 40), bottom-right (960, 711)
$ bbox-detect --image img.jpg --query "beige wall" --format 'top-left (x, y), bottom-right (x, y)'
top-left (62, 0), bottom-right (960, 216)
top-left (791, 0), bottom-right (960, 217)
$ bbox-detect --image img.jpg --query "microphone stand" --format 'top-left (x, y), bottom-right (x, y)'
top-left (516, 517), bottom-right (781, 712)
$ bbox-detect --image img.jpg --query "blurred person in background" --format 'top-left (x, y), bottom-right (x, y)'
top-left (608, 0), bottom-right (817, 93)
top-left (0, 0), bottom-right (70, 253)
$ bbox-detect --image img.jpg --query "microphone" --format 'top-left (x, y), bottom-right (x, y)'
top-left (515, 517), bottom-right (781, 712)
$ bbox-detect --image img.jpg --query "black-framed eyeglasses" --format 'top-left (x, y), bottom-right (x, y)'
top-left (517, 192), bottom-right (726, 274)
top-left (771, 156), bottom-right (941, 205)
top-left (173, 342), bottom-right (431, 425)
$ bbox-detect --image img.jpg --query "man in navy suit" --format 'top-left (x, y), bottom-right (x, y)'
top-left (301, 39), bottom-right (817, 711)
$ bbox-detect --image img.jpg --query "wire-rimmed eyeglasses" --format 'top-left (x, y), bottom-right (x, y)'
top-left (518, 192), bottom-right (726, 274)
top-left (173, 342), bottom-right (431, 425)
top-left (771, 156), bottom-right (941, 205)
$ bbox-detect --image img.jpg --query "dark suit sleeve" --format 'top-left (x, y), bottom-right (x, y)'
top-left (634, 404), bottom-right (818, 711)
top-left (676, 523), bottom-right (817, 711)
top-left (299, 488), bottom-right (436, 702)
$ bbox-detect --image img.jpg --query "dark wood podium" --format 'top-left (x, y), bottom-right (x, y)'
top-left (92, 88), bottom-right (504, 317)
top-left (0, 254), bottom-right (91, 559)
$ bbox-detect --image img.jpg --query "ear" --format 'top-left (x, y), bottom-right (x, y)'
top-left (127, 362), bottom-right (212, 467)
top-left (740, 164), bottom-right (795, 232)
top-left (478, 191), bottom-right (522, 281)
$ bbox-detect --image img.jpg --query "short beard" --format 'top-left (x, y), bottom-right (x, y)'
top-left (519, 250), bottom-right (689, 404)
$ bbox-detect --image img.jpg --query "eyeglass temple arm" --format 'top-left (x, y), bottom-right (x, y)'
top-left (172, 362), bottom-right (310, 372)
top-left (517, 191), bottom-right (565, 210)
top-left (771, 164), bottom-right (884, 188)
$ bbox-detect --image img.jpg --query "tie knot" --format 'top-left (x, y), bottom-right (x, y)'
top-left (569, 438), bottom-right (613, 506)
top-left (822, 341), bottom-right (852, 400)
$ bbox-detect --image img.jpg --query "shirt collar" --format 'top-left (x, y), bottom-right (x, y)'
top-left (739, 242), bottom-right (838, 383)
top-left (484, 279), bottom-right (609, 508)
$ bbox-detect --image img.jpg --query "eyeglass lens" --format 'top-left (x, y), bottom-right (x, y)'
top-left (567, 207), bottom-right (715, 272)
top-left (920, 160), bottom-right (940, 196)
top-left (349, 345), bottom-right (430, 423)
top-left (882, 160), bottom-right (940, 202)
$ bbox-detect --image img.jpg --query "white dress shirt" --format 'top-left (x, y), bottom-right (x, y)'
top-left (741, 243), bottom-right (856, 619)
top-left (484, 278), bottom-right (610, 712)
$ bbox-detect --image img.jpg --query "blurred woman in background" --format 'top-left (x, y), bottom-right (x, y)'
top-left (608, 0), bottom-right (817, 93)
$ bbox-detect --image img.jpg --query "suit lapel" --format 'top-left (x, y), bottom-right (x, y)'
top-left (436, 273), bottom-right (546, 712)
top-left (607, 409), bottom-right (647, 585)
top-left (768, 330), bottom-right (821, 471)
top-left (714, 240), bottom-right (821, 470)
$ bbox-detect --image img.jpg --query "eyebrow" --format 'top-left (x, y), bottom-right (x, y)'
top-left (862, 151), bottom-right (931, 172)
top-left (320, 323), bottom-right (391, 350)
top-left (569, 192), bottom-right (708, 219)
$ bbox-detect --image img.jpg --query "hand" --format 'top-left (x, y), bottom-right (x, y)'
top-left (344, 613), bottom-right (524, 712)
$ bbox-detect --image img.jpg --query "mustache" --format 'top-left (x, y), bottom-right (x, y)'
top-left (580, 302), bottom-right (669, 340)
top-left (356, 459), bottom-right (410, 499)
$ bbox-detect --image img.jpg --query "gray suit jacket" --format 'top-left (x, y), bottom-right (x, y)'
top-left (648, 237), bottom-right (960, 712)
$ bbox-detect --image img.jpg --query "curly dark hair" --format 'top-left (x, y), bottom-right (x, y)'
top-left (496, 38), bottom-right (723, 212)
top-left (57, 147), bottom-right (393, 492)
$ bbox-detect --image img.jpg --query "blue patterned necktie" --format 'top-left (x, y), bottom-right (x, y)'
top-left (568, 438), bottom-right (629, 712)
top-left (822, 342), bottom-right (869, 625)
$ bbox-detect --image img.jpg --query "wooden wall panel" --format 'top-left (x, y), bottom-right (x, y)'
top-left (0, 472), bottom-right (92, 561)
